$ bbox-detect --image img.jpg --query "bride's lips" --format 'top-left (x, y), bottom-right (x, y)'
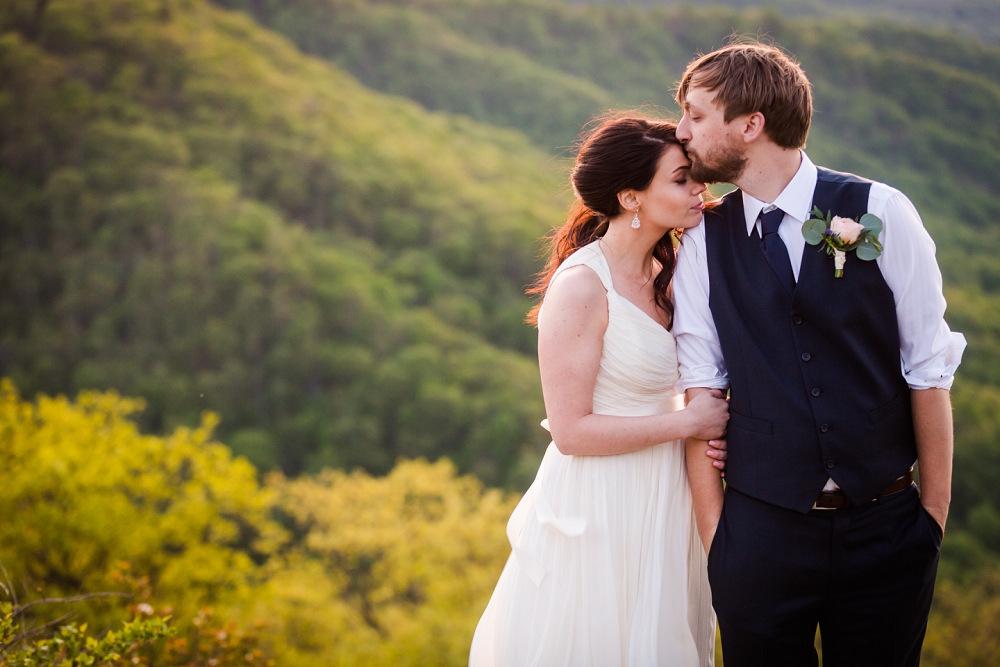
top-left (691, 201), bottom-right (705, 212)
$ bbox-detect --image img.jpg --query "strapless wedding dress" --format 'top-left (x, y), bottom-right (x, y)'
top-left (470, 241), bottom-right (715, 666)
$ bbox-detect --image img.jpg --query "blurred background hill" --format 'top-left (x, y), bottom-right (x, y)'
top-left (1, 0), bottom-right (999, 663)
top-left (570, 0), bottom-right (1000, 46)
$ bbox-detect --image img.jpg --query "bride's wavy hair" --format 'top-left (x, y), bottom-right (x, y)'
top-left (526, 115), bottom-right (686, 327)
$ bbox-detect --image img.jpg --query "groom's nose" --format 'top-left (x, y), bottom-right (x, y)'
top-left (676, 115), bottom-right (692, 143)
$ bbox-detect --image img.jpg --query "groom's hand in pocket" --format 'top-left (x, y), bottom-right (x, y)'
top-left (706, 439), bottom-right (727, 476)
top-left (921, 500), bottom-right (948, 536)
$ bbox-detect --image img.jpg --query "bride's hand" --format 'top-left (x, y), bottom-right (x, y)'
top-left (686, 390), bottom-right (729, 441)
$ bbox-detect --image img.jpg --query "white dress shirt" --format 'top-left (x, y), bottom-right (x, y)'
top-left (674, 151), bottom-right (966, 395)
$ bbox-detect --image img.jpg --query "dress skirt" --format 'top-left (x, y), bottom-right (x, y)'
top-left (470, 416), bottom-right (715, 667)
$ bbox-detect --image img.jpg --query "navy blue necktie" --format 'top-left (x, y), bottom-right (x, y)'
top-left (759, 207), bottom-right (796, 296)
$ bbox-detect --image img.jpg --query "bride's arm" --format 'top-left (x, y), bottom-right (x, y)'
top-left (538, 266), bottom-right (729, 457)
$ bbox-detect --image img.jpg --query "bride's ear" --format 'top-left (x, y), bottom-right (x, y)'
top-left (617, 189), bottom-right (640, 214)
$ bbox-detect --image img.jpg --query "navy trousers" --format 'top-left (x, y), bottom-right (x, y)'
top-left (708, 485), bottom-right (941, 667)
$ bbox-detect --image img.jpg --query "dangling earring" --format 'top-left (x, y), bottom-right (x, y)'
top-left (631, 208), bottom-right (641, 229)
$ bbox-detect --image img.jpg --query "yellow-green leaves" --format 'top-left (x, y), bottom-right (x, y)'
top-left (260, 459), bottom-right (517, 667)
top-left (0, 380), bottom-right (280, 627)
top-left (0, 381), bottom-right (520, 667)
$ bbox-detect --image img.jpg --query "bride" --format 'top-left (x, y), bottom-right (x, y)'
top-left (469, 117), bottom-right (729, 667)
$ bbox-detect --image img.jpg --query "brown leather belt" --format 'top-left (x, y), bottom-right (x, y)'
top-left (812, 468), bottom-right (914, 510)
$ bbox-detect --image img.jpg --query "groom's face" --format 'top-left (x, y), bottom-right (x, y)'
top-left (677, 85), bottom-right (748, 185)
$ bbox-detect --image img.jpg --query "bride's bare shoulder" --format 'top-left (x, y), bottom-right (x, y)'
top-left (539, 264), bottom-right (609, 331)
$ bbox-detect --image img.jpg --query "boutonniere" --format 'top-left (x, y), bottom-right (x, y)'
top-left (802, 207), bottom-right (883, 278)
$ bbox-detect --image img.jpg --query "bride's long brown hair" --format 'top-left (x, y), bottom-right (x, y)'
top-left (526, 116), bottom-right (686, 327)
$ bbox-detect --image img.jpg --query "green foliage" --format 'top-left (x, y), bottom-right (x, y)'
top-left (922, 567), bottom-right (1000, 666)
top-left (0, 383), bottom-right (515, 667)
top-left (261, 458), bottom-right (515, 666)
top-left (564, 0), bottom-right (1000, 48)
top-left (1, 616), bottom-right (173, 667)
top-left (0, 379), bottom-right (280, 626)
top-left (219, 0), bottom-right (1000, 279)
top-left (0, 0), bottom-right (556, 484)
top-left (0, 597), bottom-right (273, 667)
top-left (950, 380), bottom-right (1000, 523)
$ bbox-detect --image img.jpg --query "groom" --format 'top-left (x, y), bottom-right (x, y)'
top-left (673, 42), bottom-right (965, 666)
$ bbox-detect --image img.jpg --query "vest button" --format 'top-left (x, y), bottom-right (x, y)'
top-left (820, 423), bottom-right (829, 433)
top-left (793, 315), bottom-right (803, 325)
top-left (811, 388), bottom-right (821, 397)
top-left (826, 459), bottom-right (836, 469)
top-left (801, 353), bottom-right (812, 362)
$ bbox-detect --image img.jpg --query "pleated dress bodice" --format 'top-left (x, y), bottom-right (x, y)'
top-left (555, 241), bottom-right (682, 418)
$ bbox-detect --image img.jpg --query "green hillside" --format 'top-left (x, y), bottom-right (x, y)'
top-left (574, 0), bottom-right (1000, 47)
top-left (213, 0), bottom-right (1000, 295)
top-left (0, 0), bottom-right (566, 486)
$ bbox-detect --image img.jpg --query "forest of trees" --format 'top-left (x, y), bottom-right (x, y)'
top-left (570, 0), bottom-right (1000, 46)
top-left (1, 0), bottom-right (999, 663)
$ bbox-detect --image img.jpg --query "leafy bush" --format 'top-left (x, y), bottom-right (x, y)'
top-left (0, 381), bottom-right (515, 666)
top-left (0, 604), bottom-right (172, 667)
top-left (0, 379), bottom-right (279, 627)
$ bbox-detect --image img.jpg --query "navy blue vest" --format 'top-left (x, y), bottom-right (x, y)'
top-left (705, 167), bottom-right (916, 513)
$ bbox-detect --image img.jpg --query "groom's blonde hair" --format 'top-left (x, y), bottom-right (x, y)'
top-left (677, 40), bottom-right (812, 149)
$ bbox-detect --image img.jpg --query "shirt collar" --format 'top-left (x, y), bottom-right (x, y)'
top-left (741, 150), bottom-right (818, 236)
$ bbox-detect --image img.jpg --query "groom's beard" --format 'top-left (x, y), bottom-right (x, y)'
top-left (688, 142), bottom-right (748, 185)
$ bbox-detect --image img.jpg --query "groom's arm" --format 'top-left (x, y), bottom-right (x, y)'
top-left (912, 388), bottom-right (953, 532)
top-left (869, 185), bottom-right (964, 534)
top-left (674, 221), bottom-right (729, 553)
top-left (686, 387), bottom-right (725, 553)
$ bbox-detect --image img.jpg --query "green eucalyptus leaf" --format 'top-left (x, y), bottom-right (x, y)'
top-left (856, 242), bottom-right (880, 261)
top-left (802, 218), bottom-right (826, 245)
top-left (860, 213), bottom-right (883, 236)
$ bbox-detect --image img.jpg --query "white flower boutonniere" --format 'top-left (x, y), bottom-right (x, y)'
top-left (802, 206), bottom-right (883, 278)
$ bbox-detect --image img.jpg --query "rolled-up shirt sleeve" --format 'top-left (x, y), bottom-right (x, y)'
top-left (673, 219), bottom-right (730, 393)
top-left (872, 184), bottom-right (966, 390)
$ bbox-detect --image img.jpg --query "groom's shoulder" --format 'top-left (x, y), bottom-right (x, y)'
top-left (815, 165), bottom-right (875, 187)
top-left (814, 165), bottom-right (911, 212)
top-left (705, 187), bottom-right (743, 223)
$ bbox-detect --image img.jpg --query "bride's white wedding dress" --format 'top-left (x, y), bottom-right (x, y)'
top-left (469, 241), bottom-right (715, 667)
